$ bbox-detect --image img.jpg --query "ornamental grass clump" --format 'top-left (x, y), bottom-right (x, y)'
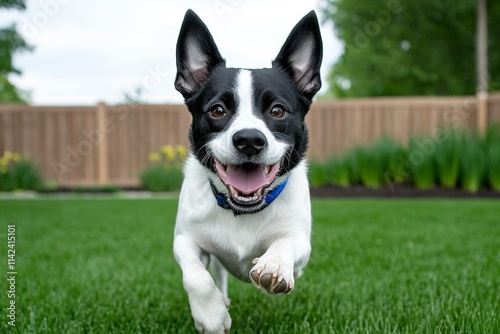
top-left (459, 133), bottom-right (487, 192)
top-left (356, 137), bottom-right (400, 188)
top-left (485, 125), bottom-right (500, 191)
top-left (434, 129), bottom-right (461, 188)
top-left (486, 141), bottom-right (500, 191)
top-left (408, 137), bottom-right (436, 190)
top-left (308, 160), bottom-right (329, 187)
top-left (326, 157), bottom-right (351, 187)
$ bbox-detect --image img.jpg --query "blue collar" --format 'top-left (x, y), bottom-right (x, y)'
top-left (210, 177), bottom-right (289, 214)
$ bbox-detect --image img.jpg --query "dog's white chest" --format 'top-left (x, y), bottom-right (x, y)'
top-left (191, 216), bottom-right (274, 280)
top-left (175, 157), bottom-right (312, 281)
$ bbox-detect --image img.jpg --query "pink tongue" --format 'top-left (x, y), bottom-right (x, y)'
top-left (224, 165), bottom-right (270, 194)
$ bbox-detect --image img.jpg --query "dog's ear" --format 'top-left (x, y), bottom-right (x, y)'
top-left (272, 11), bottom-right (323, 99)
top-left (175, 10), bottom-right (226, 99)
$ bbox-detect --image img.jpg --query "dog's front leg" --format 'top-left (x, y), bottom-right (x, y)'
top-left (250, 234), bottom-right (311, 295)
top-left (174, 234), bottom-right (231, 334)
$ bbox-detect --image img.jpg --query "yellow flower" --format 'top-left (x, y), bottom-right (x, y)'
top-left (3, 150), bottom-right (12, 161)
top-left (148, 152), bottom-right (161, 163)
top-left (12, 153), bottom-right (22, 162)
top-left (176, 145), bottom-right (188, 160)
top-left (161, 145), bottom-right (175, 162)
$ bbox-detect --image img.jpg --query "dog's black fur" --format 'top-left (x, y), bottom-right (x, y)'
top-left (175, 9), bottom-right (322, 177)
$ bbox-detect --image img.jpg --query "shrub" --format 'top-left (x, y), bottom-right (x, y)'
top-left (355, 147), bottom-right (379, 188)
top-left (409, 138), bottom-right (436, 190)
top-left (307, 125), bottom-right (500, 192)
top-left (343, 149), bottom-right (360, 184)
top-left (460, 133), bottom-right (487, 192)
top-left (308, 160), bottom-right (329, 187)
top-left (356, 137), bottom-right (401, 188)
top-left (434, 129), bottom-right (461, 188)
top-left (140, 145), bottom-right (187, 191)
top-left (486, 141), bottom-right (500, 190)
top-left (326, 157), bottom-right (351, 187)
top-left (0, 151), bottom-right (43, 191)
top-left (381, 138), bottom-right (408, 186)
top-left (485, 125), bottom-right (500, 190)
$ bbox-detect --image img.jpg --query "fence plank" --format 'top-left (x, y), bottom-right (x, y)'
top-left (0, 94), bottom-right (493, 187)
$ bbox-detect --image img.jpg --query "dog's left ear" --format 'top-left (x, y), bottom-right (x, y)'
top-left (273, 11), bottom-right (323, 99)
top-left (175, 10), bottom-right (226, 99)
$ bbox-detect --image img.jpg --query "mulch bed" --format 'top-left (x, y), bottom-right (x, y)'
top-left (310, 184), bottom-right (500, 198)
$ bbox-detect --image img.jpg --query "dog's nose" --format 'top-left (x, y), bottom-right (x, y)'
top-left (233, 129), bottom-right (267, 156)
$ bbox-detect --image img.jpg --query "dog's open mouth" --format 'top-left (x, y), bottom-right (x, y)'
top-left (214, 159), bottom-right (281, 207)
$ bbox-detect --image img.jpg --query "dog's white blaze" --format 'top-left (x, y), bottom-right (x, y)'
top-left (234, 69), bottom-right (255, 120)
top-left (208, 69), bottom-right (288, 165)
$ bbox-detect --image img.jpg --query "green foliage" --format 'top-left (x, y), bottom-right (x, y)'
top-left (325, 157), bottom-right (351, 187)
top-left (460, 133), bottom-right (487, 192)
top-left (308, 160), bottom-right (329, 187)
top-left (352, 137), bottom-right (405, 188)
top-left (140, 165), bottom-right (184, 192)
top-left (308, 126), bottom-right (500, 192)
top-left (356, 145), bottom-right (385, 188)
top-left (409, 138), bottom-right (435, 190)
top-left (0, 73), bottom-right (29, 103)
top-left (0, 0), bottom-right (26, 10)
top-left (485, 125), bottom-right (500, 190)
top-left (0, 1), bottom-right (32, 104)
top-left (486, 141), bottom-right (500, 191)
top-left (140, 145), bottom-right (187, 192)
top-left (0, 151), bottom-right (42, 191)
top-left (322, 0), bottom-right (500, 97)
top-left (434, 129), bottom-right (461, 188)
top-left (0, 24), bottom-right (32, 75)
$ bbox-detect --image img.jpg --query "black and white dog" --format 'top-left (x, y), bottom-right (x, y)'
top-left (173, 9), bottom-right (322, 333)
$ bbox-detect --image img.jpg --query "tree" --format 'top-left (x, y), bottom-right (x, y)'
top-left (322, 0), bottom-right (500, 97)
top-left (0, 0), bottom-right (32, 104)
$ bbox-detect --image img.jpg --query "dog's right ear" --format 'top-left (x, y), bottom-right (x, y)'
top-left (175, 10), bottom-right (226, 99)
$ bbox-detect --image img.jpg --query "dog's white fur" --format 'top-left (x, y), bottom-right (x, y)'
top-left (173, 69), bottom-right (312, 333)
top-left (174, 157), bottom-right (311, 333)
top-left (207, 71), bottom-right (289, 167)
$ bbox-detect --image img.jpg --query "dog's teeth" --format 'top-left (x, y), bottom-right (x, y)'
top-left (256, 188), bottom-right (263, 196)
top-left (229, 186), bottom-right (238, 196)
top-left (264, 166), bottom-right (270, 175)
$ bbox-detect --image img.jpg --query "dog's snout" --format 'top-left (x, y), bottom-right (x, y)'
top-left (233, 129), bottom-right (267, 156)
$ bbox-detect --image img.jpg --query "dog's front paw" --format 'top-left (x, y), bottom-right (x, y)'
top-left (188, 287), bottom-right (231, 334)
top-left (249, 257), bottom-right (294, 294)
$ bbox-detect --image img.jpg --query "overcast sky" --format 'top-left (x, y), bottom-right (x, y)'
top-left (1, 0), bottom-right (342, 105)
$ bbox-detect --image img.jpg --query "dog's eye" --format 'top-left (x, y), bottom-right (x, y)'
top-left (209, 105), bottom-right (227, 119)
top-left (270, 105), bottom-right (286, 119)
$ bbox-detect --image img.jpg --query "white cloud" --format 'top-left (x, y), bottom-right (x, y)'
top-left (4, 0), bottom-right (342, 105)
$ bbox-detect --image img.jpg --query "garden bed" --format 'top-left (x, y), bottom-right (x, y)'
top-left (310, 184), bottom-right (500, 198)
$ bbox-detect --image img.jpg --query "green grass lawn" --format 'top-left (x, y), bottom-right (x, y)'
top-left (0, 198), bottom-right (498, 333)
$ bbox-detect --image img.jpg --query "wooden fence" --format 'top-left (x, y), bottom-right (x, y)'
top-left (1, 93), bottom-right (499, 187)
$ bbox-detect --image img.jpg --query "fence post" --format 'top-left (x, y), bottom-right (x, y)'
top-left (477, 92), bottom-right (489, 134)
top-left (96, 102), bottom-right (109, 185)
